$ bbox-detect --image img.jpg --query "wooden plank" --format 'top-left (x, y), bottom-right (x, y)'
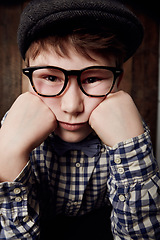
top-left (0, 4), bottom-right (22, 121)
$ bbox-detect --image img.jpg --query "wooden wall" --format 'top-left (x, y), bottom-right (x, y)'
top-left (121, 8), bottom-right (159, 153)
top-left (0, 1), bottom-right (159, 153)
top-left (0, 3), bottom-right (22, 121)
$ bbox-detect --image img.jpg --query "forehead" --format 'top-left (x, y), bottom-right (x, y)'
top-left (29, 45), bottom-right (116, 69)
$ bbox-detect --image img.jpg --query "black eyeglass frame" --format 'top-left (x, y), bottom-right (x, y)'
top-left (23, 66), bottom-right (123, 98)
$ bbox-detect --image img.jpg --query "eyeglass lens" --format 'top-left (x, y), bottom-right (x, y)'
top-left (32, 68), bottom-right (115, 96)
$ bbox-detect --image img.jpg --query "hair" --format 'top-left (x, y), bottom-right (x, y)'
top-left (25, 26), bottom-right (126, 68)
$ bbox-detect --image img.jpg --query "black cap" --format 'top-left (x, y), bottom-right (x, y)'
top-left (17, 0), bottom-right (144, 61)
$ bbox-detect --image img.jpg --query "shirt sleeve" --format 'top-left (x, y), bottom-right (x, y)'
top-left (107, 123), bottom-right (160, 239)
top-left (0, 161), bottom-right (40, 239)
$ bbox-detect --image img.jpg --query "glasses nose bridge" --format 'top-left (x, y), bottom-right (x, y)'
top-left (65, 69), bottom-right (81, 82)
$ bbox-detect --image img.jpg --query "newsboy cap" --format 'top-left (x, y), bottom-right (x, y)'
top-left (17, 0), bottom-right (144, 61)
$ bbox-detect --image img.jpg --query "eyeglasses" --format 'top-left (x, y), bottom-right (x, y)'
top-left (23, 66), bottom-right (123, 97)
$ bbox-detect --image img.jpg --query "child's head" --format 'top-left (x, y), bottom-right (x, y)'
top-left (18, 0), bottom-right (144, 142)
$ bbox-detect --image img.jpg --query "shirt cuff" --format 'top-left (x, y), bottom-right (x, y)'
top-left (0, 161), bottom-right (32, 219)
top-left (107, 123), bottom-right (158, 185)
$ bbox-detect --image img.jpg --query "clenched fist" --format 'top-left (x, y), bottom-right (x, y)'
top-left (89, 91), bottom-right (144, 147)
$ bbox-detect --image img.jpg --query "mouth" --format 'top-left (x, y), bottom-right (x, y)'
top-left (58, 121), bottom-right (87, 131)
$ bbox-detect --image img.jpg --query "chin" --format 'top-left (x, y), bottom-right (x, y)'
top-left (55, 128), bottom-right (93, 143)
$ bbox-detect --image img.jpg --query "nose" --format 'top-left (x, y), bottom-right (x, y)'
top-left (60, 77), bottom-right (84, 115)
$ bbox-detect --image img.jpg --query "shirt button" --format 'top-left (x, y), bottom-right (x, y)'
top-left (14, 188), bottom-right (21, 195)
top-left (15, 197), bottom-right (22, 202)
top-left (101, 146), bottom-right (105, 153)
top-left (75, 162), bottom-right (81, 168)
top-left (118, 167), bottom-right (124, 174)
top-left (119, 195), bottom-right (125, 202)
top-left (23, 216), bottom-right (29, 222)
top-left (114, 157), bottom-right (121, 164)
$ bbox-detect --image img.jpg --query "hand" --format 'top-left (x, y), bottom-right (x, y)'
top-left (89, 91), bottom-right (144, 147)
top-left (0, 92), bottom-right (57, 181)
top-left (1, 92), bottom-right (57, 154)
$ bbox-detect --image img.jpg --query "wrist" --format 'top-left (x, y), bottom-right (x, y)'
top-left (0, 132), bottom-right (29, 182)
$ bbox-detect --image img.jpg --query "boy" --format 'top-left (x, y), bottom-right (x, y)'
top-left (0, 0), bottom-right (160, 239)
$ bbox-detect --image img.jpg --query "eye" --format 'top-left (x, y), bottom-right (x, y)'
top-left (44, 75), bottom-right (62, 82)
top-left (82, 77), bottom-right (102, 84)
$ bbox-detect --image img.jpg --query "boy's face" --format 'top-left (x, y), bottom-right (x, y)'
top-left (29, 45), bottom-right (118, 142)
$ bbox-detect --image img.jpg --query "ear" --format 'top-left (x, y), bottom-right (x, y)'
top-left (117, 72), bottom-right (124, 87)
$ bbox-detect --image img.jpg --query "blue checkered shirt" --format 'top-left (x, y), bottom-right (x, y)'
top-left (0, 120), bottom-right (160, 239)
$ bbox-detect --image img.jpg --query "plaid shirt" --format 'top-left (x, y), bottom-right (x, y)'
top-left (0, 120), bottom-right (160, 239)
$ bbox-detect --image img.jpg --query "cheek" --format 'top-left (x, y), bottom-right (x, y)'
top-left (38, 97), bottom-right (60, 115)
top-left (28, 87), bottom-right (60, 113)
top-left (84, 97), bottom-right (105, 115)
